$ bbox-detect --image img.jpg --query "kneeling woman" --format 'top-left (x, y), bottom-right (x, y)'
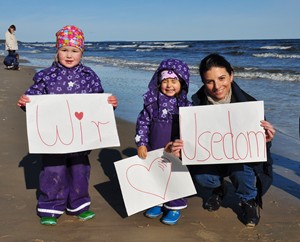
top-left (169, 53), bottom-right (275, 227)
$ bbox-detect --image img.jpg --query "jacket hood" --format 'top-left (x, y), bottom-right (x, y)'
top-left (144, 58), bottom-right (190, 106)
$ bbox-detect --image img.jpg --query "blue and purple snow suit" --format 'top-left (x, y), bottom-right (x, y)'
top-left (24, 62), bottom-right (104, 218)
top-left (135, 59), bottom-right (192, 210)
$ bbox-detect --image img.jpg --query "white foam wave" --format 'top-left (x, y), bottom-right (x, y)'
top-left (253, 53), bottom-right (300, 59)
top-left (235, 71), bottom-right (300, 82)
top-left (136, 49), bottom-right (153, 52)
top-left (152, 41), bottom-right (185, 45)
top-left (138, 44), bottom-right (189, 49)
top-left (19, 49), bottom-right (42, 54)
top-left (260, 45), bottom-right (292, 50)
top-left (83, 56), bottom-right (158, 71)
top-left (108, 44), bottom-right (138, 48)
top-left (24, 43), bottom-right (56, 48)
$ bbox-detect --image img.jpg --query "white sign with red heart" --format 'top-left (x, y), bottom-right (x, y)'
top-left (115, 148), bottom-right (197, 216)
top-left (25, 93), bottom-right (120, 153)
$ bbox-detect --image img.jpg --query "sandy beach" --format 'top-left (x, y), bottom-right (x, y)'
top-left (0, 58), bottom-right (299, 242)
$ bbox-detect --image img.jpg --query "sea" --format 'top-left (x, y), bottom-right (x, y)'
top-left (1, 39), bottom-right (299, 141)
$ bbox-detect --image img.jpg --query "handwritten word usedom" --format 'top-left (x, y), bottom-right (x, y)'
top-left (182, 111), bottom-right (266, 163)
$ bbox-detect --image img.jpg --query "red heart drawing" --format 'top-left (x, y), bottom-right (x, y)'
top-left (75, 112), bottom-right (84, 120)
top-left (126, 157), bottom-right (172, 200)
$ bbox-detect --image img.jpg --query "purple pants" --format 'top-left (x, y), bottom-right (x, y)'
top-left (37, 154), bottom-right (91, 218)
top-left (164, 198), bottom-right (187, 210)
top-left (150, 116), bottom-right (187, 210)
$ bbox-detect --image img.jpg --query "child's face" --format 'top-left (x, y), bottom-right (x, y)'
top-left (160, 78), bottom-right (181, 97)
top-left (57, 46), bottom-right (83, 68)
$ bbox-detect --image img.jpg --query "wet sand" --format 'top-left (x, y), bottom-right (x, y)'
top-left (0, 58), bottom-right (299, 242)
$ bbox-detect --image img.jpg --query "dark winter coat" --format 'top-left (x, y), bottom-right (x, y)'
top-left (191, 81), bottom-right (273, 207)
top-left (3, 52), bottom-right (19, 68)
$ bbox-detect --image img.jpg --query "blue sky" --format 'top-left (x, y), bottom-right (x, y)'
top-left (1, 0), bottom-right (299, 42)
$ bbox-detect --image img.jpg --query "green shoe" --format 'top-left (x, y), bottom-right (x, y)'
top-left (77, 210), bottom-right (95, 221)
top-left (40, 217), bottom-right (57, 225)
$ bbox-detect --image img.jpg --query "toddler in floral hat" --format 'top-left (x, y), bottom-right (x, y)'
top-left (17, 25), bottom-right (118, 225)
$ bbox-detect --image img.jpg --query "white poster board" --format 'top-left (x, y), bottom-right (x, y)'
top-left (180, 101), bottom-right (266, 165)
top-left (114, 149), bottom-right (197, 216)
top-left (26, 93), bottom-right (120, 153)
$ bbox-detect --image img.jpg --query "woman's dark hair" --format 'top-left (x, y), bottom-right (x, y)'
top-left (9, 25), bottom-right (16, 31)
top-left (199, 54), bottom-right (233, 82)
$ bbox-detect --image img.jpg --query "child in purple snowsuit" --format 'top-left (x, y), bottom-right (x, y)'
top-left (17, 25), bottom-right (118, 226)
top-left (135, 58), bottom-right (192, 225)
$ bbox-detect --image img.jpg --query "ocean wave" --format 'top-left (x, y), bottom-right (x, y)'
top-left (235, 70), bottom-right (300, 82)
top-left (20, 49), bottom-right (42, 54)
top-left (260, 45), bottom-right (292, 50)
top-left (253, 53), bottom-right (300, 59)
top-left (227, 51), bottom-right (245, 56)
top-left (189, 65), bottom-right (300, 82)
top-left (21, 57), bottom-right (52, 67)
top-left (24, 43), bottom-right (56, 48)
top-left (97, 42), bottom-right (190, 51)
top-left (106, 58), bottom-right (197, 73)
top-left (138, 43), bottom-right (189, 50)
top-left (152, 41), bottom-right (186, 45)
top-left (136, 49), bottom-right (153, 52)
top-left (108, 44), bottom-right (138, 48)
top-left (83, 57), bottom-right (300, 82)
top-left (83, 56), bottom-right (158, 71)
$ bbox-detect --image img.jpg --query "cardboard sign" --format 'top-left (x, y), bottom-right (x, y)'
top-left (26, 93), bottom-right (120, 153)
top-left (114, 149), bottom-right (196, 216)
top-left (180, 101), bottom-right (266, 165)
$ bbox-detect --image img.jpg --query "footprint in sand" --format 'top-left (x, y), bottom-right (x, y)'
top-left (196, 230), bottom-right (223, 242)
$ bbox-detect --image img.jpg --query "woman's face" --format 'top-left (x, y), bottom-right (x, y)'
top-left (202, 67), bottom-right (233, 101)
top-left (57, 46), bottom-right (82, 68)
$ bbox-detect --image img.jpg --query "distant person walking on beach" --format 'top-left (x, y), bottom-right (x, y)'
top-left (17, 25), bottom-right (118, 226)
top-left (135, 58), bottom-right (192, 225)
top-left (167, 54), bottom-right (275, 227)
top-left (5, 25), bottom-right (18, 55)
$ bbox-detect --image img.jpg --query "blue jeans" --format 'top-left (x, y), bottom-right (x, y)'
top-left (193, 164), bottom-right (257, 202)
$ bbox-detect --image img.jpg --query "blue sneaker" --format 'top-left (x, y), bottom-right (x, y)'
top-left (144, 206), bottom-right (163, 218)
top-left (161, 210), bottom-right (180, 225)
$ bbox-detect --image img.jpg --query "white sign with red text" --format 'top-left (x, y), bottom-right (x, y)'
top-left (26, 93), bottom-right (120, 153)
top-left (179, 101), bottom-right (266, 165)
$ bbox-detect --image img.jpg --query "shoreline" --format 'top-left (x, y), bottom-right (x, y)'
top-left (0, 58), bottom-right (299, 241)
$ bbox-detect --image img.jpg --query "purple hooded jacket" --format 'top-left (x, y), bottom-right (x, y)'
top-left (24, 61), bottom-right (104, 156)
top-left (135, 59), bottom-right (192, 150)
top-left (25, 62), bottom-right (104, 95)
